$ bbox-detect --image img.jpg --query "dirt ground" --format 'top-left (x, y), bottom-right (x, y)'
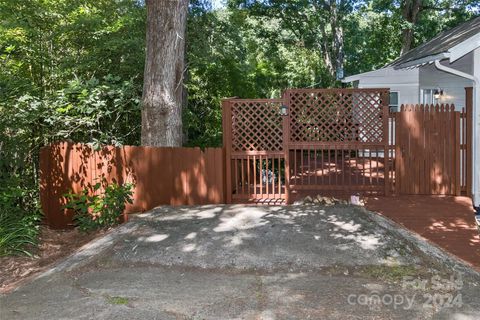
top-left (0, 226), bottom-right (104, 293)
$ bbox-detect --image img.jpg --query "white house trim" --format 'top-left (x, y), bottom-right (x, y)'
top-left (343, 70), bottom-right (384, 82)
top-left (395, 53), bottom-right (450, 69)
top-left (355, 83), bottom-right (420, 87)
top-left (473, 49), bottom-right (480, 208)
top-left (449, 33), bottom-right (480, 63)
top-left (433, 59), bottom-right (478, 83)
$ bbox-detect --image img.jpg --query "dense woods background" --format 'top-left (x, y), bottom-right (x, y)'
top-left (0, 0), bottom-right (478, 239)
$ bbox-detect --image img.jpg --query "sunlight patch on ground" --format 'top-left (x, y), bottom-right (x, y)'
top-left (214, 207), bottom-right (269, 232)
top-left (157, 207), bottom-right (223, 221)
top-left (327, 215), bottom-right (362, 233)
top-left (224, 231), bottom-right (255, 247)
top-left (330, 232), bottom-right (383, 250)
top-left (142, 234), bottom-right (169, 243)
top-left (325, 214), bottom-right (383, 250)
top-left (428, 219), bottom-right (475, 232)
top-left (185, 232), bottom-right (197, 240)
top-left (182, 243), bottom-right (197, 252)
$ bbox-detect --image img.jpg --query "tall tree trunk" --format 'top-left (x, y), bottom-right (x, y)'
top-left (141, 0), bottom-right (188, 147)
top-left (330, 0), bottom-right (344, 81)
top-left (400, 0), bottom-right (421, 56)
top-left (319, 26), bottom-right (334, 77)
top-left (316, 0), bottom-right (345, 83)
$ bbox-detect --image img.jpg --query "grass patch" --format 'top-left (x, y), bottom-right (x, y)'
top-left (360, 265), bottom-right (419, 282)
top-left (0, 207), bottom-right (41, 256)
top-left (391, 243), bottom-right (410, 257)
top-left (106, 296), bottom-right (129, 305)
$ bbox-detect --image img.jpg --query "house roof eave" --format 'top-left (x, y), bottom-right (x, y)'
top-left (393, 53), bottom-right (450, 69)
top-left (342, 67), bottom-right (394, 83)
top-left (448, 33), bottom-right (480, 62)
top-left (342, 75), bottom-right (361, 83)
top-left (389, 16), bottom-right (480, 68)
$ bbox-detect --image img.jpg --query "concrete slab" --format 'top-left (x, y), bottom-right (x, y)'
top-left (1, 204), bottom-right (480, 319)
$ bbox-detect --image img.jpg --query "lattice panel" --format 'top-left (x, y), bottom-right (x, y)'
top-left (288, 90), bottom-right (386, 143)
top-left (231, 101), bottom-right (283, 151)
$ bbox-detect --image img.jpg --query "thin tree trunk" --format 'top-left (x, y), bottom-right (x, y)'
top-left (330, 0), bottom-right (344, 80)
top-left (335, 26), bottom-right (344, 80)
top-left (400, 0), bottom-right (421, 56)
top-left (319, 26), bottom-right (334, 78)
top-left (141, 0), bottom-right (188, 147)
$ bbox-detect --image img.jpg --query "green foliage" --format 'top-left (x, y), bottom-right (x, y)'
top-left (0, 183), bottom-right (41, 256)
top-left (6, 76), bottom-right (141, 147)
top-left (185, 7), bottom-right (330, 147)
top-left (0, 76), bottom-right (140, 248)
top-left (106, 296), bottom-right (130, 305)
top-left (0, 0), bottom-right (145, 97)
top-left (64, 179), bottom-right (134, 232)
top-left (185, 1), bottom-right (479, 147)
top-left (0, 0), bottom-right (144, 255)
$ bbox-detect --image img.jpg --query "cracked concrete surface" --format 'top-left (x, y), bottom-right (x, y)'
top-left (1, 204), bottom-right (479, 319)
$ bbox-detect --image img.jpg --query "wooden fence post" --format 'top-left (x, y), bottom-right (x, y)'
top-left (222, 99), bottom-right (232, 204)
top-left (395, 106), bottom-right (403, 194)
top-left (282, 90), bottom-right (291, 204)
top-left (465, 87), bottom-right (473, 196)
top-left (382, 90), bottom-right (390, 196)
top-left (455, 110), bottom-right (461, 195)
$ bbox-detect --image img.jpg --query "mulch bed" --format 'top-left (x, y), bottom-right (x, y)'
top-left (0, 226), bottom-right (104, 293)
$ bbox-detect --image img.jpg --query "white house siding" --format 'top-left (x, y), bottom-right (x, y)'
top-left (419, 52), bottom-right (474, 111)
top-left (355, 67), bottom-right (420, 106)
top-left (354, 67), bottom-right (419, 150)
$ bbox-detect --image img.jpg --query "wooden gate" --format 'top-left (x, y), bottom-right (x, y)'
top-left (222, 88), bottom-right (390, 203)
top-left (395, 104), bottom-right (462, 195)
top-left (285, 89), bottom-right (391, 199)
top-left (222, 99), bottom-right (287, 204)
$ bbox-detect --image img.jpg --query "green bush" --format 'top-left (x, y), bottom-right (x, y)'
top-left (0, 75), bottom-right (140, 254)
top-left (0, 184), bottom-right (41, 256)
top-left (64, 180), bottom-right (134, 232)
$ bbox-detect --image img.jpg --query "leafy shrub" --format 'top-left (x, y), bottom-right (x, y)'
top-left (64, 180), bottom-right (134, 232)
top-left (0, 75), bottom-right (140, 252)
top-left (0, 184), bottom-right (41, 256)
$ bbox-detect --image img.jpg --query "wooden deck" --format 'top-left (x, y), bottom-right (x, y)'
top-left (365, 195), bottom-right (480, 271)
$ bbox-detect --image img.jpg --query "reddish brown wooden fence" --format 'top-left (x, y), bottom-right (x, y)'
top-left (464, 87), bottom-right (474, 196)
top-left (395, 104), bottom-right (462, 195)
top-left (222, 99), bottom-right (287, 204)
top-left (285, 89), bottom-right (391, 198)
top-left (222, 89), bottom-right (473, 202)
top-left (223, 88), bottom-right (391, 203)
top-left (40, 142), bottom-right (224, 228)
top-left (386, 99), bottom-right (471, 196)
top-left (40, 89), bottom-right (474, 227)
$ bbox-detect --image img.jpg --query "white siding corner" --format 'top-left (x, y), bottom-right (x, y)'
top-left (419, 53), bottom-right (474, 110)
